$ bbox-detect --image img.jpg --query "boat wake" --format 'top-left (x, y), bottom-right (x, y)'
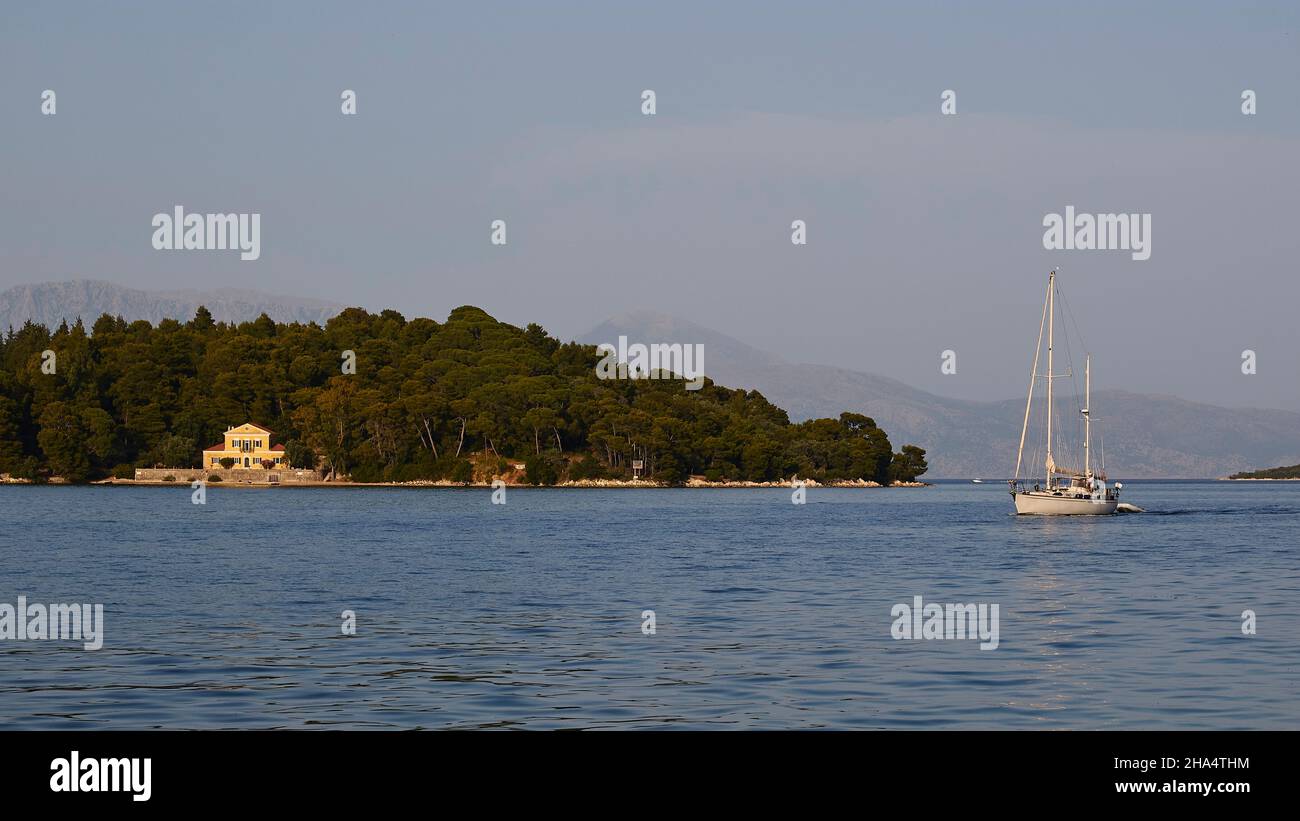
top-left (1140, 505), bottom-right (1300, 517)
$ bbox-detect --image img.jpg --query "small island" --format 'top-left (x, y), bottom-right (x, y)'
top-left (0, 305), bottom-right (929, 487)
top-left (1226, 464), bottom-right (1300, 480)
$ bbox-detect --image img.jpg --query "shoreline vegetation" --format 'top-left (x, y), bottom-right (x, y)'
top-left (67, 477), bottom-right (929, 489)
top-left (1224, 464), bottom-right (1300, 480)
top-left (0, 305), bottom-right (929, 487)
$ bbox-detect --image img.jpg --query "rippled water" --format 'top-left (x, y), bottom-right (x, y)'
top-left (1, 481), bottom-right (1297, 729)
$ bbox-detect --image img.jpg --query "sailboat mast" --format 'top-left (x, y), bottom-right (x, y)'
top-left (1045, 270), bottom-right (1055, 483)
top-left (1013, 274), bottom-right (1051, 483)
top-left (1084, 354), bottom-right (1092, 482)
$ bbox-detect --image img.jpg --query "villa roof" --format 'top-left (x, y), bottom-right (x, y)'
top-left (270, 444), bottom-right (285, 451)
top-left (204, 442), bottom-right (225, 451)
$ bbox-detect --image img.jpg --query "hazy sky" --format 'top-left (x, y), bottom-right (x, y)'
top-left (3, 1), bottom-right (1298, 409)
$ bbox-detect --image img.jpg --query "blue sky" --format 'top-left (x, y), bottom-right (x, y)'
top-left (2, 1), bottom-right (1298, 408)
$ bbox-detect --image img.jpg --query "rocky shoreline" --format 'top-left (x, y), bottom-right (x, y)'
top-left (61, 476), bottom-right (930, 489)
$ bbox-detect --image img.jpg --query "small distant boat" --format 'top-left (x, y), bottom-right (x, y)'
top-left (1009, 270), bottom-right (1126, 515)
top-left (972, 478), bottom-right (985, 484)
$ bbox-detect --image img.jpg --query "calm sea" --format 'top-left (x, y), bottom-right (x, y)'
top-left (1, 480), bottom-right (1296, 729)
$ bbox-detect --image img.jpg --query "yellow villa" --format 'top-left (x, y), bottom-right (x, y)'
top-left (202, 423), bottom-right (287, 470)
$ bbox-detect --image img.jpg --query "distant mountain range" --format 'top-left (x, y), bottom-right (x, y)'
top-left (581, 311), bottom-right (1300, 478)
top-left (0, 280), bottom-right (343, 331)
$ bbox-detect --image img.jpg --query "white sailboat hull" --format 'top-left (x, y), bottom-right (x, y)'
top-left (1013, 491), bottom-right (1118, 516)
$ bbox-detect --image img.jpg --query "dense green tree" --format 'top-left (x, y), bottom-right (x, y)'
top-left (149, 433), bottom-right (197, 468)
top-left (0, 380), bottom-right (24, 473)
top-left (282, 439), bottom-right (317, 470)
top-left (0, 306), bottom-right (927, 484)
top-left (524, 454), bottom-right (560, 486)
top-left (189, 305), bottom-right (215, 332)
top-left (36, 401), bottom-right (93, 481)
top-left (889, 445), bottom-right (929, 483)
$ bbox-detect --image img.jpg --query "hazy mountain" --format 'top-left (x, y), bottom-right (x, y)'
top-left (581, 312), bottom-right (1300, 478)
top-left (0, 280), bottom-right (344, 331)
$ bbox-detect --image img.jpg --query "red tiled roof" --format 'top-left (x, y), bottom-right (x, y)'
top-left (204, 442), bottom-right (225, 451)
top-left (270, 444), bottom-right (285, 451)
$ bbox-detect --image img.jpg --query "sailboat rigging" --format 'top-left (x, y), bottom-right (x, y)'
top-left (1009, 270), bottom-right (1123, 515)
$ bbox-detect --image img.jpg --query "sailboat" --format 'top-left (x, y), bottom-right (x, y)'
top-left (1009, 270), bottom-right (1121, 515)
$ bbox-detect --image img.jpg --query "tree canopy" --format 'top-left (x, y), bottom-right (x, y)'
top-left (1228, 463), bottom-right (1300, 480)
top-left (0, 306), bottom-right (928, 485)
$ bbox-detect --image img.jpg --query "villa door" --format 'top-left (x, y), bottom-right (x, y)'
top-left (244, 458), bottom-right (250, 467)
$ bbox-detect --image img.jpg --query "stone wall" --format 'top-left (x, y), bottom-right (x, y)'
top-left (133, 467), bottom-right (324, 484)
